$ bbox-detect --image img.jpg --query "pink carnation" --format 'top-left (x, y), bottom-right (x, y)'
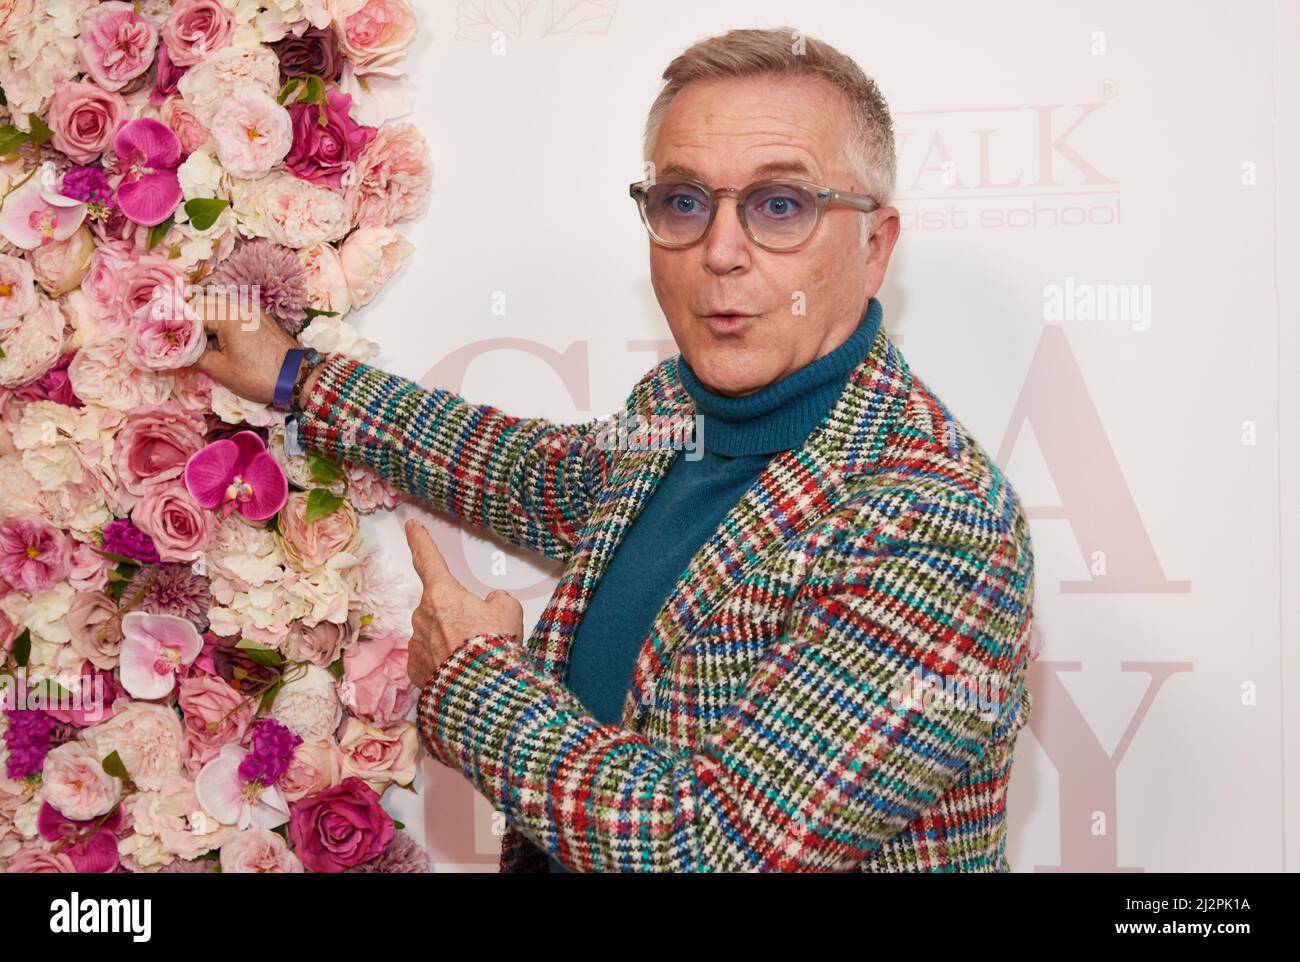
top-left (346, 122), bottom-right (432, 228)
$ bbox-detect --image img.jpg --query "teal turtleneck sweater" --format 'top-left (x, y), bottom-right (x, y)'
top-left (546, 298), bottom-right (883, 873)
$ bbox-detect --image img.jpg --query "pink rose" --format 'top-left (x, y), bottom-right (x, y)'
top-left (67, 539), bottom-right (112, 593)
top-left (39, 742), bottom-right (121, 821)
top-left (338, 717), bottom-right (417, 793)
top-left (66, 590), bottom-right (124, 670)
top-left (338, 225), bottom-right (412, 308)
top-left (159, 96), bottom-right (210, 155)
top-left (80, 702), bottom-right (186, 792)
top-left (288, 776), bottom-right (394, 872)
top-left (77, 1), bottom-right (159, 93)
top-left (340, 626), bottom-right (417, 726)
top-left (28, 225), bottom-right (95, 298)
top-left (279, 739), bottom-right (344, 802)
top-left (179, 673), bottom-right (254, 777)
top-left (211, 90), bottom-right (293, 179)
top-left (131, 482), bottom-right (216, 563)
top-left (220, 826), bottom-right (304, 873)
top-left (284, 616), bottom-right (354, 667)
top-left (162, 0), bottom-right (234, 67)
top-left (0, 515), bottom-right (71, 593)
top-left (123, 255), bottom-right (187, 329)
top-left (332, 0), bottom-right (416, 76)
top-left (276, 490), bottom-right (360, 571)
top-left (284, 89), bottom-right (376, 187)
top-left (125, 282), bottom-right (206, 371)
top-left (46, 80), bottom-right (128, 164)
top-left (112, 401), bottom-right (208, 506)
top-left (346, 122), bottom-right (431, 228)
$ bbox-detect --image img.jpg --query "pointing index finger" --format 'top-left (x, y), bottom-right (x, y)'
top-left (405, 519), bottom-right (451, 588)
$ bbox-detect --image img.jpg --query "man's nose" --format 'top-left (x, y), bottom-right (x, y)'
top-left (702, 196), bottom-right (751, 273)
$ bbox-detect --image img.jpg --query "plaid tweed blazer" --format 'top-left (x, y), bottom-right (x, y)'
top-left (298, 318), bottom-right (1037, 872)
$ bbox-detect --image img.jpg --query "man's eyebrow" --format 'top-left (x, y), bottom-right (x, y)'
top-left (657, 159), bottom-right (818, 182)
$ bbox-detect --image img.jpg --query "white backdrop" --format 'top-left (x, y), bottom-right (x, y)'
top-left (365, 0), bottom-right (1300, 872)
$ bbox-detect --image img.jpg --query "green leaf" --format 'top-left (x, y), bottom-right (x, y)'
top-left (102, 750), bottom-right (130, 781)
top-left (25, 113), bottom-right (52, 149)
top-left (265, 511), bottom-right (280, 534)
top-left (303, 74), bottom-right (327, 105)
top-left (0, 86), bottom-right (7, 106)
top-left (0, 344), bottom-right (6, 359)
top-left (307, 452), bottom-right (344, 484)
top-left (235, 638), bottom-right (284, 667)
top-left (304, 487), bottom-right (344, 524)
top-left (257, 679), bottom-right (284, 714)
top-left (303, 307), bottom-right (339, 321)
top-left (147, 214), bottom-right (174, 250)
top-left (13, 628), bottom-right (30, 668)
top-left (184, 197), bottom-right (229, 231)
top-left (0, 124), bottom-right (25, 155)
top-left (327, 657), bottom-right (344, 680)
top-left (276, 78), bottom-right (303, 105)
top-left (393, 820), bottom-right (405, 831)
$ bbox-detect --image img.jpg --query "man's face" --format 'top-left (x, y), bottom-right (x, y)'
top-left (647, 73), bottom-right (899, 397)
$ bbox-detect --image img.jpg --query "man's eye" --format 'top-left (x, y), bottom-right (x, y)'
top-left (669, 194), bottom-right (701, 213)
top-left (759, 195), bottom-right (801, 217)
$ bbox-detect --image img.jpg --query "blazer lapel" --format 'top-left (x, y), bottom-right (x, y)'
top-left (523, 323), bottom-right (912, 731)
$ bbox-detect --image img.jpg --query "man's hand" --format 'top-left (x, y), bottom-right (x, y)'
top-left (405, 518), bottom-right (525, 689)
top-left (180, 288), bottom-right (299, 404)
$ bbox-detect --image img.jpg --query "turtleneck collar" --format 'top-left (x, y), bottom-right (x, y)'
top-left (677, 297), bottom-right (883, 457)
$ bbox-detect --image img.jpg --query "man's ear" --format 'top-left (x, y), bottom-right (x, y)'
top-left (864, 205), bottom-right (901, 286)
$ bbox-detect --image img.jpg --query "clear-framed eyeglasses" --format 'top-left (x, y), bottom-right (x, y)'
top-left (629, 176), bottom-right (880, 252)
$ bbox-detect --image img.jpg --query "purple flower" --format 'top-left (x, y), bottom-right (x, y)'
top-left (101, 517), bottom-right (162, 564)
top-left (205, 239), bottom-right (309, 334)
top-left (60, 165), bottom-right (116, 222)
top-left (3, 709), bottom-right (59, 780)
top-left (113, 118), bottom-right (183, 227)
top-left (284, 90), bottom-right (376, 188)
top-left (140, 563), bottom-right (212, 627)
top-left (238, 718), bottom-right (302, 785)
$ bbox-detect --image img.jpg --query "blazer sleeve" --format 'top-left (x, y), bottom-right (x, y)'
top-left (413, 492), bottom-right (1037, 872)
top-left (297, 353), bottom-right (616, 562)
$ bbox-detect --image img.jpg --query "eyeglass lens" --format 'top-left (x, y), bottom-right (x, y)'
top-left (642, 181), bottom-right (819, 249)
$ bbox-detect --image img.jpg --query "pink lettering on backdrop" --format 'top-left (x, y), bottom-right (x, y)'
top-left (996, 326), bottom-right (1190, 593)
top-left (1027, 661), bottom-right (1193, 872)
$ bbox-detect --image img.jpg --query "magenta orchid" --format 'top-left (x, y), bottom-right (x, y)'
top-left (119, 611), bottom-right (204, 699)
top-left (184, 430), bottom-right (289, 522)
top-left (113, 118), bottom-right (184, 226)
top-left (0, 162), bottom-right (89, 250)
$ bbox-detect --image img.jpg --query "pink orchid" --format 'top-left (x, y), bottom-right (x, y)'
top-left (113, 118), bottom-right (184, 227)
top-left (37, 802), bottom-right (123, 873)
top-left (195, 743), bottom-right (291, 830)
top-left (184, 430), bottom-right (288, 522)
top-left (0, 162), bottom-right (88, 250)
top-left (119, 611), bottom-right (204, 699)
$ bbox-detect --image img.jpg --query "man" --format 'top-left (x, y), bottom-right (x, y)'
top-left (192, 26), bottom-right (1036, 873)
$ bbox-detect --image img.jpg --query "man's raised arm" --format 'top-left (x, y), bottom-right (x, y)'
top-left (296, 353), bottom-right (615, 562)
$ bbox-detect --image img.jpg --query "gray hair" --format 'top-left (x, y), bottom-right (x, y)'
top-left (642, 26), bottom-right (897, 222)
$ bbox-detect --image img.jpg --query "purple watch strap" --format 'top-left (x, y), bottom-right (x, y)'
top-left (274, 348), bottom-right (306, 410)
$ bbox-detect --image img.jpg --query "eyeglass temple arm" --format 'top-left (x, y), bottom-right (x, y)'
top-left (821, 188), bottom-right (880, 213)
